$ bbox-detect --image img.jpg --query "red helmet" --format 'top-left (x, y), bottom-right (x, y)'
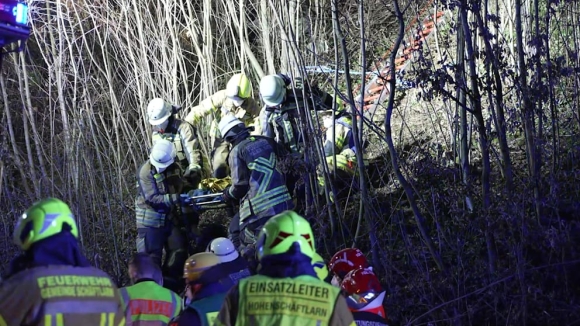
top-left (341, 268), bottom-right (383, 295)
top-left (328, 248), bottom-right (369, 279)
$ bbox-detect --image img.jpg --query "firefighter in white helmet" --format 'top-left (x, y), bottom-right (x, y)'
top-left (147, 98), bottom-right (205, 188)
top-left (217, 113), bottom-right (294, 256)
top-left (206, 237), bottom-right (251, 285)
top-left (258, 73), bottom-right (334, 154)
top-left (135, 139), bottom-right (193, 293)
top-left (185, 73), bottom-right (261, 179)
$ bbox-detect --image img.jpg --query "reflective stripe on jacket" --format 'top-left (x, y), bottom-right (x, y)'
top-left (235, 274), bottom-right (341, 326)
top-left (135, 162), bottom-right (182, 228)
top-left (151, 118), bottom-right (201, 171)
top-left (227, 136), bottom-right (294, 223)
top-left (186, 292), bottom-right (228, 326)
top-left (0, 266), bottom-right (126, 326)
top-left (119, 280), bottom-right (182, 326)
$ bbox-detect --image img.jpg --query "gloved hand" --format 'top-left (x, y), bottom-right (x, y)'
top-left (179, 194), bottom-right (192, 206)
top-left (184, 164), bottom-right (202, 178)
top-left (222, 187), bottom-right (234, 204)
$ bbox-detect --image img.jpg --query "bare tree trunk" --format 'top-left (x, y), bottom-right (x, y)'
top-left (385, 0), bottom-right (445, 272)
top-left (515, 0), bottom-right (541, 219)
top-left (0, 74), bottom-right (32, 196)
top-left (460, 0), bottom-right (497, 274)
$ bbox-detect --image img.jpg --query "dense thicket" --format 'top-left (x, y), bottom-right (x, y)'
top-left (1, 0), bottom-right (579, 324)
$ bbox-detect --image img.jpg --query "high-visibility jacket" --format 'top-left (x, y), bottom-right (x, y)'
top-left (226, 136), bottom-right (294, 224)
top-left (184, 90), bottom-right (262, 144)
top-left (185, 292), bottom-right (228, 326)
top-left (151, 118), bottom-right (202, 172)
top-left (0, 266), bottom-right (126, 326)
top-left (119, 279), bottom-right (182, 326)
top-left (323, 116), bottom-right (357, 175)
top-left (135, 162), bottom-right (183, 228)
top-left (214, 274), bottom-right (355, 326)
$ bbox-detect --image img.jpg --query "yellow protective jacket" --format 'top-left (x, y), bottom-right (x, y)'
top-left (215, 274), bottom-right (355, 326)
top-left (119, 279), bottom-right (182, 326)
top-left (323, 116), bottom-right (356, 174)
top-left (151, 118), bottom-right (202, 171)
top-left (0, 266), bottom-right (126, 326)
top-left (184, 90), bottom-right (261, 144)
top-left (135, 162), bottom-right (183, 228)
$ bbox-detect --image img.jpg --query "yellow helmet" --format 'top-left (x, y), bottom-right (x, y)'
top-left (13, 198), bottom-right (79, 251)
top-left (183, 252), bottom-right (220, 283)
top-left (312, 252), bottom-right (329, 281)
top-left (226, 73), bottom-right (252, 99)
top-left (256, 210), bottom-right (315, 261)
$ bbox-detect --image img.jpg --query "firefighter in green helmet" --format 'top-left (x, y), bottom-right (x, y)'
top-left (0, 198), bottom-right (126, 325)
top-left (215, 210), bottom-right (356, 326)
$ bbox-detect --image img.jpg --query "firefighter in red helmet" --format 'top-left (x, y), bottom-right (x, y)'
top-left (341, 268), bottom-right (389, 326)
top-left (328, 248), bottom-right (371, 287)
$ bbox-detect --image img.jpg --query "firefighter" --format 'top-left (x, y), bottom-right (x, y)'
top-left (258, 73), bottom-right (334, 154)
top-left (217, 114), bottom-right (294, 255)
top-left (119, 253), bottom-right (182, 325)
top-left (206, 237), bottom-right (251, 283)
top-left (135, 139), bottom-right (193, 293)
top-left (215, 210), bottom-right (355, 326)
top-left (341, 269), bottom-right (389, 326)
top-left (184, 73), bottom-right (261, 179)
top-left (328, 248), bottom-right (371, 287)
top-left (317, 108), bottom-right (359, 201)
top-left (147, 97), bottom-right (206, 187)
top-left (0, 198), bottom-right (126, 325)
top-left (169, 252), bottom-right (232, 326)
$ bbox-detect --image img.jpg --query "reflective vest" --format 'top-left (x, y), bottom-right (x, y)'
top-left (119, 280), bottom-right (182, 326)
top-left (236, 274), bottom-right (341, 326)
top-left (186, 292), bottom-right (227, 326)
top-left (135, 162), bottom-right (182, 228)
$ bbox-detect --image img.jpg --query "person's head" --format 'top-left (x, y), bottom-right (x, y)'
top-left (206, 237), bottom-right (239, 263)
top-left (147, 98), bottom-right (173, 132)
top-left (218, 113), bottom-right (248, 143)
top-left (183, 252), bottom-right (221, 300)
top-left (312, 252), bottom-right (330, 282)
top-left (13, 198), bottom-right (79, 252)
top-left (328, 248), bottom-right (370, 286)
top-left (226, 73), bottom-right (252, 106)
top-left (256, 210), bottom-right (315, 262)
top-left (128, 253), bottom-right (162, 285)
top-left (149, 139), bottom-right (176, 173)
top-left (259, 74), bottom-right (287, 107)
top-left (341, 268), bottom-right (386, 317)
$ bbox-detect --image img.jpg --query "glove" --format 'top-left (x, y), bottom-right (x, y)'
top-left (184, 164), bottom-right (201, 178)
top-left (222, 187), bottom-right (234, 204)
top-left (179, 194), bottom-right (192, 205)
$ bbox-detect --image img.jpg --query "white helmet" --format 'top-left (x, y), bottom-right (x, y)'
top-left (149, 139), bottom-right (176, 170)
top-left (147, 98), bottom-right (172, 125)
top-left (259, 75), bottom-right (286, 107)
top-left (218, 114), bottom-right (244, 138)
top-left (206, 237), bottom-right (239, 263)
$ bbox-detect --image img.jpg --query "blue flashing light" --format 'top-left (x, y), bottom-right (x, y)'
top-left (14, 3), bottom-right (28, 25)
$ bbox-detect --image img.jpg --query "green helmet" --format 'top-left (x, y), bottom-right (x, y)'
top-left (312, 252), bottom-right (329, 281)
top-left (13, 198), bottom-right (79, 251)
top-left (256, 210), bottom-right (315, 260)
